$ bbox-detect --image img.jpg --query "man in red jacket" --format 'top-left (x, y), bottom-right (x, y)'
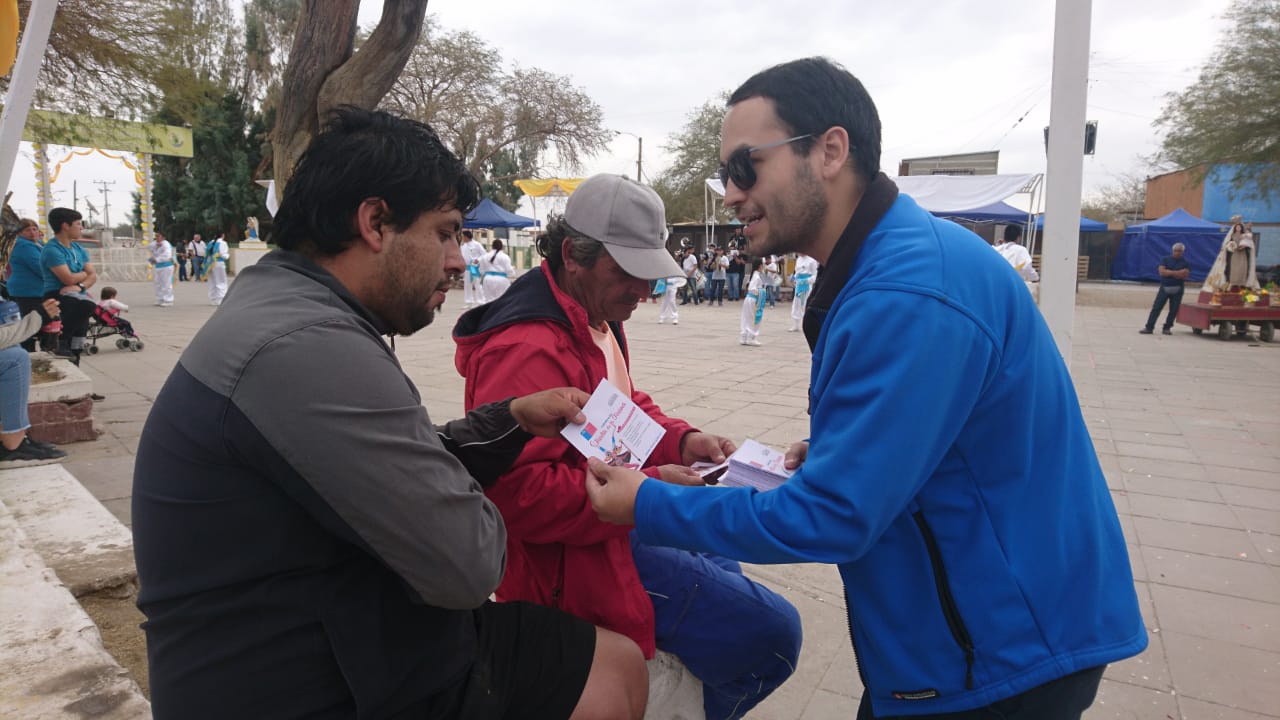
top-left (454, 174), bottom-right (802, 719)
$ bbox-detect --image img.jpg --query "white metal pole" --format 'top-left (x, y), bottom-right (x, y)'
top-left (0, 0), bottom-right (59, 197)
top-left (1041, 0), bottom-right (1093, 366)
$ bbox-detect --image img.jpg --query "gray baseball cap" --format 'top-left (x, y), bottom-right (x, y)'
top-left (564, 174), bottom-right (684, 280)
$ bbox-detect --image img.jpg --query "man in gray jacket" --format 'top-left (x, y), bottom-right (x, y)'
top-left (132, 108), bottom-right (647, 720)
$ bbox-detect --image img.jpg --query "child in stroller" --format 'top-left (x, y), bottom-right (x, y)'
top-left (88, 287), bottom-right (144, 353)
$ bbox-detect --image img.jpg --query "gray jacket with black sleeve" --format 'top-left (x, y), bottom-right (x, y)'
top-left (132, 249), bottom-right (531, 719)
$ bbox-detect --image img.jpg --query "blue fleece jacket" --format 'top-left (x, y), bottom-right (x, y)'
top-left (636, 190), bottom-right (1146, 716)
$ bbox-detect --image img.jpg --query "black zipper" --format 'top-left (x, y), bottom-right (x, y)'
top-left (912, 511), bottom-right (976, 689)
top-left (843, 587), bottom-right (870, 692)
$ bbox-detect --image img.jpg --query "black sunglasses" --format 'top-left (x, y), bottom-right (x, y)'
top-left (718, 134), bottom-right (811, 191)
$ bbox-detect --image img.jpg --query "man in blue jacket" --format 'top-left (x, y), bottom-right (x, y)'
top-left (585, 57), bottom-right (1147, 719)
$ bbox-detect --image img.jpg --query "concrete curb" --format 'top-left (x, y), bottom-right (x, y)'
top-left (0, 502), bottom-right (149, 719)
top-left (0, 465), bottom-right (136, 597)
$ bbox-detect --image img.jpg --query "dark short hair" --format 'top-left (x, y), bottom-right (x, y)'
top-left (273, 106), bottom-right (480, 256)
top-left (537, 216), bottom-right (607, 274)
top-left (1003, 224), bottom-right (1023, 243)
top-left (48, 207), bottom-right (82, 235)
top-left (461, 229), bottom-right (473, 240)
top-left (728, 57), bottom-right (882, 182)
top-left (100, 286), bottom-right (118, 299)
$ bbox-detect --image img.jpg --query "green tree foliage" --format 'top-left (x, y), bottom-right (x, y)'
top-left (1155, 0), bottom-right (1280, 200)
top-left (382, 16), bottom-right (612, 204)
top-left (652, 98), bottom-right (728, 223)
top-left (243, 0), bottom-right (303, 111)
top-left (148, 93), bottom-right (265, 242)
top-left (5, 0), bottom-right (167, 115)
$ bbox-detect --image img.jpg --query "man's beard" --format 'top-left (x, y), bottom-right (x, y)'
top-left (750, 161), bottom-right (827, 258)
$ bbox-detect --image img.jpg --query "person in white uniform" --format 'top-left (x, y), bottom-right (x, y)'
top-left (460, 230), bottom-right (487, 306)
top-left (207, 234), bottom-right (230, 305)
top-left (656, 275), bottom-right (682, 325)
top-left (740, 257), bottom-right (766, 346)
top-left (150, 232), bottom-right (175, 306)
top-left (994, 225), bottom-right (1039, 282)
top-left (479, 239), bottom-right (514, 301)
top-left (789, 253), bottom-right (819, 331)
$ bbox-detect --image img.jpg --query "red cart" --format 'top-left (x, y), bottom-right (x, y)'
top-left (1176, 291), bottom-right (1277, 342)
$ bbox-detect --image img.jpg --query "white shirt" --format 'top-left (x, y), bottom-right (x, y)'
top-left (479, 250), bottom-right (513, 277)
top-left (100, 298), bottom-right (129, 313)
top-left (793, 255), bottom-right (819, 277)
top-left (994, 242), bottom-right (1038, 282)
top-left (461, 239), bottom-right (487, 269)
top-left (192, 240), bottom-right (206, 257)
top-left (682, 254), bottom-right (698, 276)
top-left (152, 239), bottom-right (173, 263)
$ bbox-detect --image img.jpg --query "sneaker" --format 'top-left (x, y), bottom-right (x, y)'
top-left (0, 437), bottom-right (67, 466)
top-left (672, 320), bottom-right (678, 325)
top-left (745, 338), bottom-right (762, 346)
top-left (1138, 328), bottom-right (1154, 334)
top-left (1162, 328), bottom-right (1172, 335)
top-left (25, 437), bottom-right (58, 452)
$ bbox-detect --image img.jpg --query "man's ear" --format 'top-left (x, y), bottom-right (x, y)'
top-left (354, 198), bottom-right (389, 252)
top-left (560, 236), bottom-right (578, 272)
top-left (816, 126), bottom-right (852, 181)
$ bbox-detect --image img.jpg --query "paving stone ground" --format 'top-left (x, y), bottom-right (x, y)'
top-left (49, 278), bottom-right (1280, 719)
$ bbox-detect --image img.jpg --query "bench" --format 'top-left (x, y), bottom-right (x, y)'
top-left (1031, 255), bottom-right (1090, 282)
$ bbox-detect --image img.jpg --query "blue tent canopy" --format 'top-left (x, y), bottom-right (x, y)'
top-left (1034, 214), bottom-right (1108, 231)
top-left (464, 198), bottom-right (538, 229)
top-left (933, 201), bottom-right (1027, 224)
top-left (1111, 208), bottom-right (1225, 282)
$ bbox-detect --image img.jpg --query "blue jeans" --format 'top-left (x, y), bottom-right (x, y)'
top-left (192, 256), bottom-right (204, 278)
top-left (631, 533), bottom-right (802, 719)
top-left (726, 272), bottom-right (742, 301)
top-left (0, 345), bottom-right (31, 433)
top-left (1144, 286), bottom-right (1183, 331)
top-left (710, 278), bottom-right (726, 304)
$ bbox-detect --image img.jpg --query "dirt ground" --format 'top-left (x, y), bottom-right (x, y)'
top-left (81, 593), bottom-right (150, 698)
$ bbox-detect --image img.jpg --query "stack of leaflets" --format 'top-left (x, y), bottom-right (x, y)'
top-left (694, 439), bottom-right (794, 491)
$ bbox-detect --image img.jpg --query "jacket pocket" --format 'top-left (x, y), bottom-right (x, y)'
top-left (912, 510), bottom-right (976, 690)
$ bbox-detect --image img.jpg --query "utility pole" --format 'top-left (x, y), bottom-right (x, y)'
top-left (73, 180), bottom-right (78, 212)
top-left (93, 180), bottom-right (115, 229)
top-left (616, 131), bottom-right (644, 183)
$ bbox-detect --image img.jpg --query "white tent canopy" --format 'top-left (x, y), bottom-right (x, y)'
top-left (705, 173), bottom-right (1041, 213)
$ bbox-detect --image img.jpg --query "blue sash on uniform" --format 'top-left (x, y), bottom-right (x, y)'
top-left (653, 279), bottom-right (667, 295)
top-left (467, 264), bottom-right (482, 279)
top-left (794, 273), bottom-right (813, 296)
top-left (154, 261), bottom-right (174, 269)
top-left (484, 271), bottom-right (506, 277)
top-left (753, 287), bottom-right (767, 324)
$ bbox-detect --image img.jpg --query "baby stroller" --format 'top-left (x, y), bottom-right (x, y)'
top-left (87, 304), bottom-right (144, 353)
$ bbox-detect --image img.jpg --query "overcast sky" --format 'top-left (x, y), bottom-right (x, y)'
top-left (7, 0), bottom-right (1228, 228)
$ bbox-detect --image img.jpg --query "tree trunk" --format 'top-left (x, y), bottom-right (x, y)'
top-left (270, 0), bottom-right (431, 203)
top-left (270, 0), bottom-right (359, 199)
